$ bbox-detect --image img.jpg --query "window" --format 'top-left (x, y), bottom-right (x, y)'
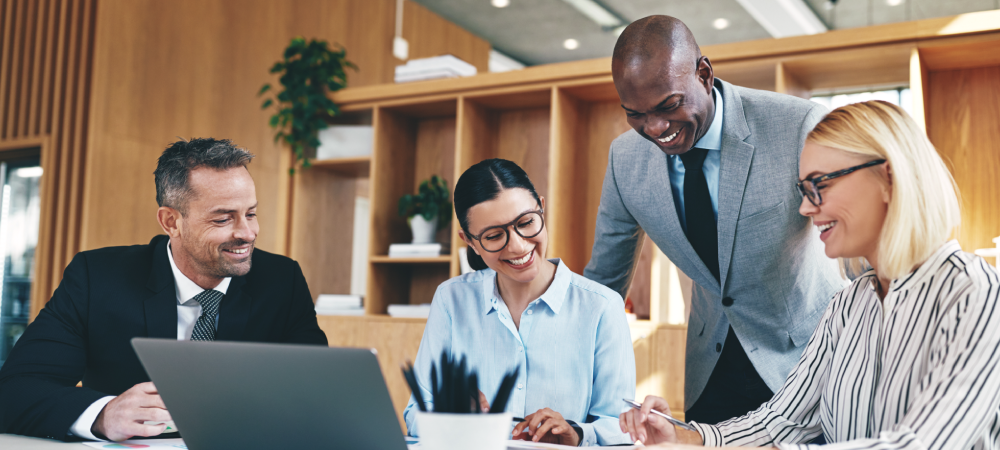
top-left (811, 87), bottom-right (912, 113)
top-left (0, 156), bottom-right (42, 367)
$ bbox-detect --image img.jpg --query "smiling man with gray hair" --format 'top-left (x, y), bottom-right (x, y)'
top-left (0, 138), bottom-right (327, 442)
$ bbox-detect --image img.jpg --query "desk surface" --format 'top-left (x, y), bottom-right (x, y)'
top-left (0, 434), bottom-right (89, 448)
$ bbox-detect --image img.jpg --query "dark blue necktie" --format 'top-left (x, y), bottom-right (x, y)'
top-left (190, 290), bottom-right (223, 341)
top-left (680, 148), bottom-right (719, 282)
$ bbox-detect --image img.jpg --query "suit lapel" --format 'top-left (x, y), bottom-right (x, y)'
top-left (216, 276), bottom-right (251, 340)
top-left (645, 148), bottom-right (721, 293)
top-left (715, 80), bottom-right (755, 292)
top-left (144, 236), bottom-right (178, 339)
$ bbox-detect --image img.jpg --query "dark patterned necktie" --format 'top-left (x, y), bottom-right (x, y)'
top-left (680, 148), bottom-right (720, 282)
top-left (190, 289), bottom-right (224, 341)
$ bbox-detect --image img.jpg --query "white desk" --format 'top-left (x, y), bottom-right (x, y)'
top-left (0, 434), bottom-right (90, 448)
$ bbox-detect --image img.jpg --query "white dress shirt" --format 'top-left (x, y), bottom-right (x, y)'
top-left (692, 241), bottom-right (1000, 449)
top-left (68, 241), bottom-right (230, 440)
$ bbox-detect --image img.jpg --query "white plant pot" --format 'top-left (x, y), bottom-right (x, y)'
top-left (409, 215), bottom-right (438, 244)
top-left (416, 412), bottom-right (512, 450)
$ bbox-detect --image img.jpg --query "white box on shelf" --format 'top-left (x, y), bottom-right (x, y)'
top-left (388, 243), bottom-right (443, 257)
top-left (315, 125), bottom-right (373, 160)
top-left (316, 294), bottom-right (363, 309)
top-left (315, 307), bottom-right (365, 316)
top-left (387, 304), bottom-right (432, 318)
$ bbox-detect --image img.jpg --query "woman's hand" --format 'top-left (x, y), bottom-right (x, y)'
top-left (619, 395), bottom-right (695, 445)
top-left (512, 408), bottom-right (580, 447)
top-left (478, 390), bottom-right (490, 412)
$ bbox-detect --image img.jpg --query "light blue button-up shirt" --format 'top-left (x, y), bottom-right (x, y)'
top-left (668, 86), bottom-right (723, 233)
top-left (403, 259), bottom-right (636, 446)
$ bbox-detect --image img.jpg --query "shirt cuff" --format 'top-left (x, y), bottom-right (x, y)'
top-left (574, 422), bottom-right (597, 447)
top-left (69, 396), bottom-right (115, 440)
top-left (691, 421), bottom-right (724, 446)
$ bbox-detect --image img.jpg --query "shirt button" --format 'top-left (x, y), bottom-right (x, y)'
top-left (716, 343), bottom-right (722, 352)
top-left (527, 310), bottom-right (533, 315)
top-left (722, 297), bottom-right (734, 306)
top-left (518, 383), bottom-right (524, 389)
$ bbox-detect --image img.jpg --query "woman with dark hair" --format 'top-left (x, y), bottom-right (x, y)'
top-left (402, 158), bottom-right (636, 446)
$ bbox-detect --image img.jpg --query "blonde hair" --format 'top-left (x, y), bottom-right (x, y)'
top-left (806, 100), bottom-right (960, 281)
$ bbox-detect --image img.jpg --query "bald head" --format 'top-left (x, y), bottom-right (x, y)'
top-left (612, 15), bottom-right (717, 157)
top-left (613, 15), bottom-right (701, 76)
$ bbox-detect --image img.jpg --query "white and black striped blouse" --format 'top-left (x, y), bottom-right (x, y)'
top-left (691, 240), bottom-right (1000, 449)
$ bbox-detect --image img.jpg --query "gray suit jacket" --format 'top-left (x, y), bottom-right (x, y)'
top-left (584, 79), bottom-right (845, 410)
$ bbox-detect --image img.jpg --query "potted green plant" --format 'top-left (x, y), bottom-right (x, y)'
top-left (258, 37), bottom-right (356, 174)
top-left (398, 175), bottom-right (452, 244)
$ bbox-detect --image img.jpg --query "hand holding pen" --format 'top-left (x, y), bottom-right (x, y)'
top-left (619, 396), bottom-right (703, 445)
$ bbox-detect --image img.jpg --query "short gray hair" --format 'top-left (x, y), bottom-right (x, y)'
top-left (154, 138), bottom-right (254, 213)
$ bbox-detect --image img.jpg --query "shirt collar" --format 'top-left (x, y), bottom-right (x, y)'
top-left (480, 258), bottom-right (572, 315)
top-left (890, 240), bottom-right (962, 292)
top-left (693, 86), bottom-right (724, 151)
top-left (167, 240), bottom-right (231, 305)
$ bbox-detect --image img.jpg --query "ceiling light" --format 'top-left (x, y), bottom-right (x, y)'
top-left (713, 18), bottom-right (730, 29)
top-left (613, 25), bottom-right (627, 36)
top-left (563, 39), bottom-right (580, 50)
top-left (561, 0), bottom-right (624, 29)
top-left (491, 0), bottom-right (509, 8)
top-left (886, 0), bottom-right (903, 5)
top-left (734, 0), bottom-right (828, 37)
top-left (15, 167), bottom-right (42, 178)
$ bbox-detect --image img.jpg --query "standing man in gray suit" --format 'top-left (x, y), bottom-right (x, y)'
top-left (583, 16), bottom-right (843, 424)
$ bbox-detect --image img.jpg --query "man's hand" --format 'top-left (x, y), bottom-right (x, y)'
top-left (92, 382), bottom-right (171, 441)
top-left (619, 395), bottom-right (695, 445)
top-left (512, 408), bottom-right (580, 447)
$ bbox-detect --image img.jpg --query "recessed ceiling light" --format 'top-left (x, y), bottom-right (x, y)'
top-left (563, 38), bottom-right (579, 50)
top-left (713, 18), bottom-right (730, 30)
top-left (491, 0), bottom-right (509, 8)
top-left (886, 0), bottom-right (903, 5)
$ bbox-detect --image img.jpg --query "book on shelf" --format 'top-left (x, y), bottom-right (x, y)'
top-left (394, 55), bottom-right (477, 83)
top-left (388, 243), bottom-right (444, 258)
top-left (314, 294), bottom-right (364, 316)
top-left (387, 304), bottom-right (432, 318)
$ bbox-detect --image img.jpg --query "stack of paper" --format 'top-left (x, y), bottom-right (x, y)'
top-left (388, 304), bottom-right (432, 318)
top-left (389, 243), bottom-right (444, 258)
top-left (314, 294), bottom-right (364, 316)
top-left (395, 55), bottom-right (477, 83)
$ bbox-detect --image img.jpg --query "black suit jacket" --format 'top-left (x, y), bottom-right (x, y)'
top-left (0, 235), bottom-right (328, 439)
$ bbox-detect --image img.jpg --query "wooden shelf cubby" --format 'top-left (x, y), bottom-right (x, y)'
top-left (289, 10), bottom-right (1000, 427)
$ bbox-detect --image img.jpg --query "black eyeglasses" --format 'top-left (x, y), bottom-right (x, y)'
top-left (796, 159), bottom-right (886, 206)
top-left (466, 209), bottom-right (545, 253)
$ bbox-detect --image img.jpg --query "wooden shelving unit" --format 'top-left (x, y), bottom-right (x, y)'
top-left (288, 10), bottom-right (1000, 426)
top-left (311, 156), bottom-right (371, 177)
top-left (370, 255), bottom-right (452, 264)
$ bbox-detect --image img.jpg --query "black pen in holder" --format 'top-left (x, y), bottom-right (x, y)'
top-left (402, 351), bottom-right (519, 450)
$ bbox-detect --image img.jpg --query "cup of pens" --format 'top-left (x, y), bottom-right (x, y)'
top-left (403, 352), bottom-right (519, 450)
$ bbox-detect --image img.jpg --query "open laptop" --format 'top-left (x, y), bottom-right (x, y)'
top-left (131, 338), bottom-right (409, 450)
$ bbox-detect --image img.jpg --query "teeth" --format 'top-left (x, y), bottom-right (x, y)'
top-left (817, 222), bottom-right (836, 232)
top-left (507, 253), bottom-right (531, 265)
top-left (658, 130), bottom-right (680, 143)
top-left (229, 248), bottom-right (248, 254)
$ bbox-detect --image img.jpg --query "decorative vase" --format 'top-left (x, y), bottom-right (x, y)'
top-left (409, 215), bottom-right (438, 244)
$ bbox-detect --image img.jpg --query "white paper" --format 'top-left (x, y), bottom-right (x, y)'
top-left (83, 438), bottom-right (187, 449)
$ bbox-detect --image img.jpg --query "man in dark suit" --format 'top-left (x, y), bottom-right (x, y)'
top-left (0, 138), bottom-right (327, 441)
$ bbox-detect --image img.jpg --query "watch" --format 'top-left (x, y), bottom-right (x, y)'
top-left (566, 420), bottom-right (584, 447)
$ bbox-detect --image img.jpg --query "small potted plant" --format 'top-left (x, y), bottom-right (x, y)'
top-left (398, 175), bottom-right (452, 244)
top-left (258, 37), bottom-right (356, 174)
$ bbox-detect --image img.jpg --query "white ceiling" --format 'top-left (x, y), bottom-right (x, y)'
top-left (410, 0), bottom-right (1000, 66)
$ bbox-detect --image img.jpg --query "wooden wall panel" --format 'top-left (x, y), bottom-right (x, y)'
top-left (81, 0), bottom-right (490, 259)
top-left (927, 65), bottom-right (1000, 254)
top-left (0, 0), bottom-right (96, 320)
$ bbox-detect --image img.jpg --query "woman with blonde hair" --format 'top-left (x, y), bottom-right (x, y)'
top-left (619, 100), bottom-right (1000, 449)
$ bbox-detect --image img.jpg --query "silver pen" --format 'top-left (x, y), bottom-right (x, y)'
top-left (622, 399), bottom-right (696, 431)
